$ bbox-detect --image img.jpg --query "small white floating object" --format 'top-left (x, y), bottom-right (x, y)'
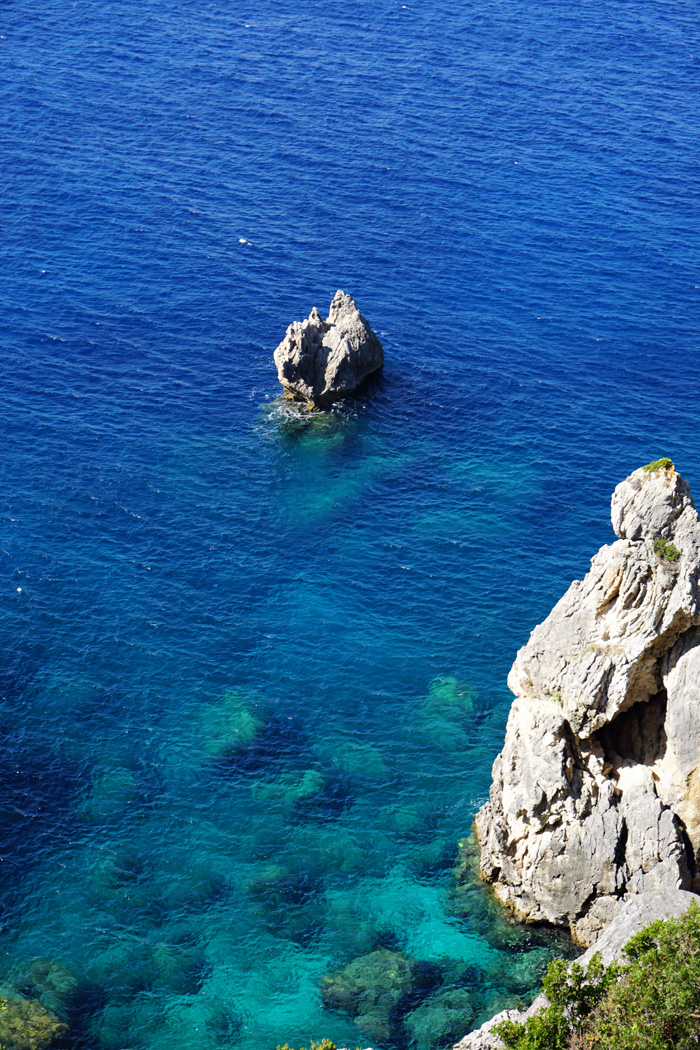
top-left (239, 238), bottom-right (247, 244)
top-left (17, 587), bottom-right (22, 593)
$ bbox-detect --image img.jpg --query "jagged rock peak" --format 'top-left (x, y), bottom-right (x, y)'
top-left (476, 462), bottom-right (700, 947)
top-left (507, 461), bottom-right (700, 739)
top-left (273, 290), bottom-right (383, 408)
top-left (611, 460), bottom-right (695, 541)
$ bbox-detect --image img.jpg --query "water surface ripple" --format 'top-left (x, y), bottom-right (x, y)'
top-left (1, 0), bottom-right (699, 1047)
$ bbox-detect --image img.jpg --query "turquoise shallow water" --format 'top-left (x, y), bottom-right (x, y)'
top-left (2, 0), bottom-right (700, 1046)
top-left (0, 407), bottom-right (580, 1049)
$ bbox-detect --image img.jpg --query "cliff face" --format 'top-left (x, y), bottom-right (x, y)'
top-left (476, 463), bottom-right (700, 946)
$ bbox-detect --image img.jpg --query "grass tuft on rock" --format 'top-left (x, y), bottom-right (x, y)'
top-left (653, 537), bottom-right (682, 563)
top-left (642, 458), bottom-right (674, 473)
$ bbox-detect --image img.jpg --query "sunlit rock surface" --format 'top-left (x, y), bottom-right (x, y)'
top-left (273, 290), bottom-right (383, 407)
top-left (477, 462), bottom-right (700, 946)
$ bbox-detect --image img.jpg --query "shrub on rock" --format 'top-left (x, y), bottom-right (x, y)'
top-left (493, 902), bottom-right (700, 1050)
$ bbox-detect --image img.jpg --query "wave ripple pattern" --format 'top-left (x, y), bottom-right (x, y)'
top-left (1, 0), bottom-right (699, 1048)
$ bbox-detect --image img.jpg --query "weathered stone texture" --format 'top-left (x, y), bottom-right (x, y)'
top-left (477, 463), bottom-right (700, 946)
top-left (273, 290), bottom-right (383, 407)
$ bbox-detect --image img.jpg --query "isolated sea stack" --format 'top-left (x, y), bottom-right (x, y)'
top-left (273, 290), bottom-right (383, 408)
top-left (476, 460), bottom-right (700, 946)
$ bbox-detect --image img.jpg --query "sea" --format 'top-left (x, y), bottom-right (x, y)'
top-left (1, 0), bottom-right (699, 1047)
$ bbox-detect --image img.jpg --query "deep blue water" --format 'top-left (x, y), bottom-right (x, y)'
top-left (1, 0), bottom-right (700, 1047)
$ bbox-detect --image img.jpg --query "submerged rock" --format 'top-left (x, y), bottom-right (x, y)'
top-left (321, 948), bottom-right (438, 1044)
top-left (415, 676), bottom-right (477, 752)
top-left (197, 688), bottom-right (267, 758)
top-left (82, 767), bottom-right (139, 821)
top-left (252, 768), bottom-right (325, 808)
top-left (484, 946), bottom-right (553, 999)
top-left (405, 987), bottom-right (474, 1050)
top-left (245, 863), bottom-right (324, 945)
top-left (314, 735), bottom-right (390, 779)
top-left (93, 990), bottom-right (240, 1050)
top-left (0, 994), bottom-right (68, 1050)
top-left (245, 862), bottom-right (319, 908)
top-left (476, 461), bottom-right (700, 946)
top-left (88, 935), bottom-right (206, 1000)
top-left (10, 959), bottom-right (78, 1022)
top-left (273, 290), bottom-right (383, 407)
top-left (424, 676), bottom-right (475, 719)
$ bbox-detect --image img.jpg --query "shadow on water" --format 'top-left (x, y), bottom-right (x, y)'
top-left (0, 659), bottom-right (85, 891)
top-left (213, 714), bottom-right (313, 777)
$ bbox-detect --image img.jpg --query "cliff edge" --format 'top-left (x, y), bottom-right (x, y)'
top-left (476, 461), bottom-right (700, 946)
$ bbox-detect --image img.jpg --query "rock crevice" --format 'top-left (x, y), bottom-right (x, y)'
top-left (477, 463), bottom-right (700, 945)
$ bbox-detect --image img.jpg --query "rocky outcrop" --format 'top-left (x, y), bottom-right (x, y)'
top-left (476, 462), bottom-right (700, 946)
top-left (453, 888), bottom-right (697, 1050)
top-left (273, 291), bottom-right (383, 407)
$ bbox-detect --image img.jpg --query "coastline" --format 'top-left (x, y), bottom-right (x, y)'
top-left (458, 463), bottom-right (700, 1045)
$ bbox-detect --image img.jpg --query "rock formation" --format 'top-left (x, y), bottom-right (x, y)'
top-left (476, 461), bottom-right (700, 946)
top-left (321, 948), bottom-right (438, 1045)
top-left (273, 290), bottom-right (383, 407)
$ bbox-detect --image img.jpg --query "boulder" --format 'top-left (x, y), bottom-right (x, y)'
top-left (273, 291), bottom-right (383, 407)
top-left (476, 461), bottom-right (700, 945)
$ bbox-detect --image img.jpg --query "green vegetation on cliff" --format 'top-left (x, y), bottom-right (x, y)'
top-left (276, 1041), bottom-right (337, 1050)
top-left (495, 902), bottom-right (700, 1050)
top-left (653, 536), bottom-right (682, 562)
top-left (642, 458), bottom-right (674, 473)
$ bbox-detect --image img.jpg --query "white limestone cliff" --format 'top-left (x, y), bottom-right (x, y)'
top-left (476, 462), bottom-right (700, 946)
